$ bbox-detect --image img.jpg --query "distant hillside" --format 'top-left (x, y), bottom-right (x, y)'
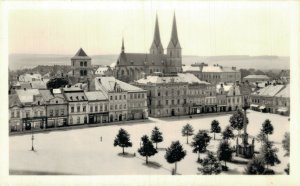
top-left (9, 54), bottom-right (289, 71)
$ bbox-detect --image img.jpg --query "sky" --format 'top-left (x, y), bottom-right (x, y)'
top-left (8, 1), bottom-right (291, 56)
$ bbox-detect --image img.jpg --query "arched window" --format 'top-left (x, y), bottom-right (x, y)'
top-left (121, 70), bottom-right (124, 75)
top-left (84, 61), bottom-right (87, 67)
top-left (80, 70), bottom-right (84, 76)
top-left (84, 70), bottom-right (87, 76)
top-left (80, 62), bottom-right (83, 66)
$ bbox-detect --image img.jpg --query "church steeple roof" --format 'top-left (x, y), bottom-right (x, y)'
top-left (71, 48), bottom-right (91, 60)
top-left (121, 37), bottom-right (125, 53)
top-left (150, 14), bottom-right (164, 54)
top-left (168, 12), bottom-right (181, 49)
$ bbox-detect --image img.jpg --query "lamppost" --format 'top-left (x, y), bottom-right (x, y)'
top-left (31, 133), bottom-right (35, 151)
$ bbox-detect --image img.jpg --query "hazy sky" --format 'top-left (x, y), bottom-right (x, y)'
top-left (8, 1), bottom-right (290, 56)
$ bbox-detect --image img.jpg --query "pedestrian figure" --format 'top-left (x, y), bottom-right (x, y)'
top-left (100, 136), bottom-right (102, 142)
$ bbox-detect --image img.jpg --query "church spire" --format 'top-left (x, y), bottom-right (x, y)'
top-left (150, 13), bottom-right (164, 55)
top-left (168, 12), bottom-right (181, 49)
top-left (121, 37), bottom-right (125, 53)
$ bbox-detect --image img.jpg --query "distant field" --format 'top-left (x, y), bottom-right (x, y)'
top-left (9, 54), bottom-right (289, 71)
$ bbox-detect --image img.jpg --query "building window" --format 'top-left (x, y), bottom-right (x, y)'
top-left (184, 99), bottom-right (186, 104)
top-left (166, 91), bottom-right (168, 96)
top-left (110, 96), bottom-right (113, 100)
top-left (83, 106), bottom-right (86, 112)
top-left (84, 61), bottom-right (87, 67)
top-left (95, 105), bottom-right (98, 112)
top-left (55, 110), bottom-right (59, 116)
top-left (71, 106), bottom-right (74, 113)
top-left (115, 105), bottom-right (117, 110)
top-left (158, 100), bottom-right (161, 106)
top-left (11, 111), bottom-right (14, 118)
top-left (177, 99), bottom-right (180, 104)
top-left (90, 106), bottom-right (93, 112)
top-left (105, 104), bottom-right (108, 111)
top-left (119, 95), bottom-right (122, 100)
top-left (84, 116), bottom-right (87, 124)
top-left (50, 110), bottom-right (53, 117)
top-left (70, 117), bottom-right (73, 124)
top-left (171, 100), bottom-right (174, 105)
top-left (130, 94), bottom-right (133, 99)
top-left (124, 95), bottom-right (126, 99)
top-left (110, 105), bottom-right (113, 110)
top-left (115, 95), bottom-right (118, 100)
top-left (61, 109), bottom-right (64, 116)
top-left (166, 100), bottom-right (169, 105)
top-left (80, 62), bottom-right (83, 66)
top-left (17, 111), bottom-right (20, 118)
top-left (34, 111), bottom-right (38, 117)
top-left (138, 94), bottom-right (140, 99)
top-left (124, 104), bottom-right (126, 109)
top-left (158, 92), bottom-right (160, 96)
top-left (100, 105), bottom-right (103, 112)
top-left (119, 104), bottom-right (122, 109)
top-left (134, 94), bottom-right (137, 99)
top-left (77, 106), bottom-right (80, 112)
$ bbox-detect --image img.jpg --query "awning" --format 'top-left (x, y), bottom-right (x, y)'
top-left (259, 106), bottom-right (266, 109)
top-left (277, 107), bottom-right (288, 112)
top-left (250, 104), bottom-right (258, 107)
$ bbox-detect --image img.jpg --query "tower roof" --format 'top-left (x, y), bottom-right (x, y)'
top-left (168, 13), bottom-right (181, 49)
top-left (150, 14), bottom-right (164, 51)
top-left (71, 48), bottom-right (91, 60)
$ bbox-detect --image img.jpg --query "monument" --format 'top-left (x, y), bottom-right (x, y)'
top-left (236, 97), bottom-right (255, 158)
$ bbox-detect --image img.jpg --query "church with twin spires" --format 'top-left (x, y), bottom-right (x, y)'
top-left (114, 13), bottom-right (182, 83)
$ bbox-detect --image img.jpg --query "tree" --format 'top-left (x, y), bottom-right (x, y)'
top-left (217, 140), bottom-right (233, 169)
top-left (210, 120), bottom-right (221, 140)
top-left (245, 156), bottom-right (266, 175)
top-left (222, 126), bottom-right (234, 141)
top-left (181, 123), bottom-right (194, 144)
top-left (256, 130), bottom-right (268, 149)
top-left (151, 126), bottom-right (163, 149)
top-left (285, 163), bottom-right (290, 175)
top-left (282, 132), bottom-right (290, 157)
top-left (260, 140), bottom-right (281, 170)
top-left (165, 141), bottom-right (186, 175)
top-left (138, 135), bottom-right (157, 164)
top-left (46, 77), bottom-right (69, 89)
top-left (229, 109), bottom-right (248, 137)
top-left (113, 128), bottom-right (132, 155)
top-left (261, 119), bottom-right (274, 141)
top-left (191, 130), bottom-right (211, 160)
top-left (198, 151), bottom-right (222, 175)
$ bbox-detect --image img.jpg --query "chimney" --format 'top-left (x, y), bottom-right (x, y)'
top-left (232, 67), bottom-right (236, 70)
top-left (98, 78), bottom-right (101, 84)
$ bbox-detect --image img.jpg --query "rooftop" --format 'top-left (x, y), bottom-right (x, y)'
top-left (96, 76), bottom-right (144, 92)
top-left (15, 89), bottom-right (40, 103)
top-left (135, 73), bottom-right (210, 85)
top-left (252, 84), bottom-right (285, 97)
top-left (85, 91), bottom-right (108, 101)
top-left (244, 75), bottom-right (270, 79)
top-left (275, 84), bottom-right (290, 98)
top-left (64, 92), bottom-right (88, 102)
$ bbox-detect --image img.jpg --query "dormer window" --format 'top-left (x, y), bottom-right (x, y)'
top-left (37, 101), bottom-right (40, 105)
top-left (82, 96), bottom-right (85, 100)
top-left (56, 100), bottom-right (58, 104)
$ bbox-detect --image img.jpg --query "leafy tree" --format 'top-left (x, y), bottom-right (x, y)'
top-left (217, 140), bottom-right (233, 169)
top-left (46, 77), bottom-right (69, 89)
top-left (245, 156), bottom-right (266, 175)
top-left (165, 141), bottom-right (186, 175)
top-left (198, 151), bottom-right (222, 175)
top-left (113, 128), bottom-right (132, 155)
top-left (191, 130), bottom-right (211, 160)
top-left (138, 135), bottom-right (157, 164)
top-left (260, 140), bottom-right (281, 170)
top-left (181, 123), bottom-right (194, 144)
top-left (222, 126), bottom-right (234, 141)
top-left (210, 120), bottom-right (221, 140)
top-left (261, 119), bottom-right (274, 141)
top-left (256, 130), bottom-right (268, 149)
top-left (282, 132), bottom-right (290, 157)
top-left (151, 126), bottom-right (163, 149)
top-left (229, 109), bottom-right (248, 137)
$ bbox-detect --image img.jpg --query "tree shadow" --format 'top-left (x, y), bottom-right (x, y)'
top-left (230, 158), bottom-right (249, 165)
top-left (156, 147), bottom-right (166, 151)
top-left (224, 168), bottom-right (241, 175)
top-left (117, 152), bottom-right (136, 158)
top-left (142, 161), bottom-right (162, 169)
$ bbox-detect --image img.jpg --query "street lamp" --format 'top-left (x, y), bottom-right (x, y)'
top-left (31, 133), bottom-right (35, 151)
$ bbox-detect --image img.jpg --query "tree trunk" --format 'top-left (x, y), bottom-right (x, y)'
top-left (198, 152), bottom-right (200, 159)
top-left (186, 136), bottom-right (188, 144)
top-left (146, 156), bottom-right (148, 164)
top-left (175, 162), bottom-right (177, 175)
top-left (225, 161), bottom-right (226, 167)
top-left (156, 142), bottom-right (158, 150)
top-left (214, 132), bottom-right (216, 140)
top-left (122, 147), bottom-right (124, 155)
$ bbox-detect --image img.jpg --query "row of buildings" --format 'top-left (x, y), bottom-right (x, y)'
top-left (9, 76), bottom-right (147, 132)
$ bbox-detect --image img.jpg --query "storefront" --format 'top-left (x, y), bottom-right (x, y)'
top-left (277, 107), bottom-right (289, 115)
top-left (250, 104), bottom-right (259, 111)
top-left (88, 112), bottom-right (109, 124)
top-left (47, 117), bottom-right (68, 128)
top-left (22, 117), bottom-right (47, 131)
